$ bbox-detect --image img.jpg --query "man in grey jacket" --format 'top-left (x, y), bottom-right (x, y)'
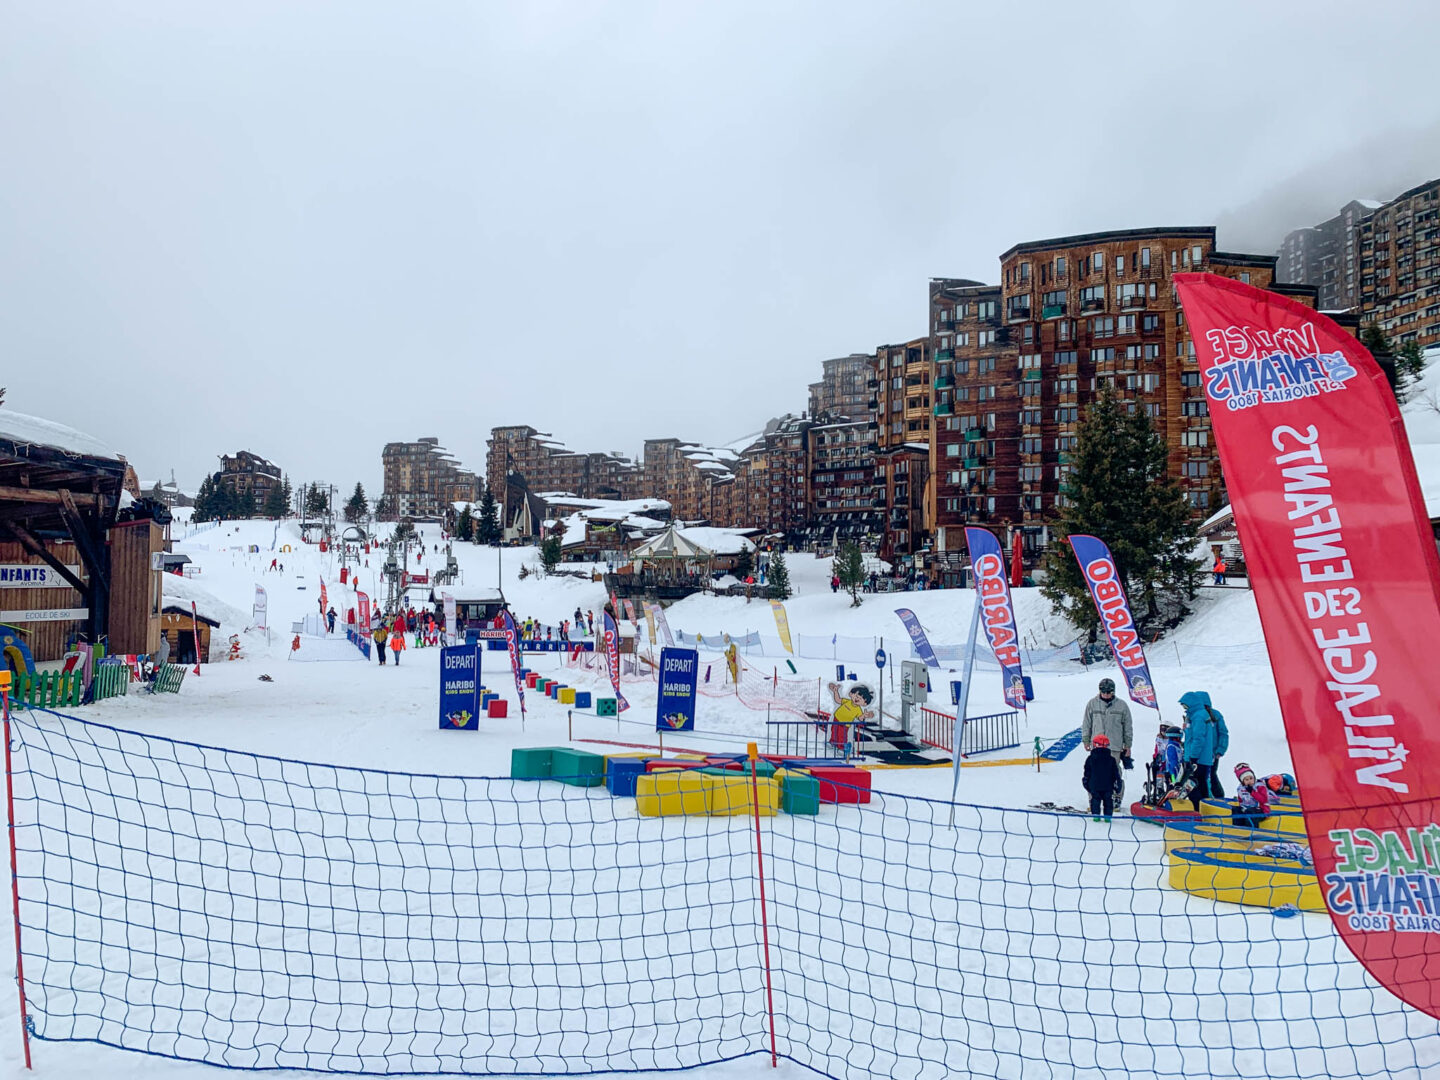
top-left (1082, 677), bottom-right (1132, 801)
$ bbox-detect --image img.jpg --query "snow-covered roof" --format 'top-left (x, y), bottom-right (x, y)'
top-left (540, 495), bottom-right (671, 517)
top-left (162, 574), bottom-right (248, 630)
top-left (0, 409), bottom-right (121, 461)
top-left (631, 524), bottom-right (715, 561)
top-left (672, 526), bottom-right (756, 556)
top-left (439, 587), bottom-right (505, 605)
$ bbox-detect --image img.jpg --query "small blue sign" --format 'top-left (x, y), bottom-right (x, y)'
top-left (950, 680), bottom-right (963, 706)
top-left (656, 646), bottom-right (700, 732)
top-left (875, 649), bottom-right (886, 669)
top-left (439, 644), bottom-right (481, 731)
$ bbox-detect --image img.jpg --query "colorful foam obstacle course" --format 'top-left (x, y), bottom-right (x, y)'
top-left (1162, 797), bottom-right (1322, 911)
top-left (635, 768), bottom-right (779, 818)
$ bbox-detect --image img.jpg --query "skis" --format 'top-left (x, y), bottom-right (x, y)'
top-left (1029, 801), bottom-right (1122, 818)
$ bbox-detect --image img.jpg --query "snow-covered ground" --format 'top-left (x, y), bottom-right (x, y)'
top-left (0, 515), bottom-right (1432, 1079)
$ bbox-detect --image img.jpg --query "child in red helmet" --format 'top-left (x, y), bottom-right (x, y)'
top-left (1232, 762), bottom-right (1271, 828)
top-left (1083, 733), bottom-right (1121, 822)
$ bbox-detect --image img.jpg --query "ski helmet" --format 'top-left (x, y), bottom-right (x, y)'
top-left (1093, 734), bottom-right (1111, 748)
top-left (1098, 678), bottom-right (1116, 694)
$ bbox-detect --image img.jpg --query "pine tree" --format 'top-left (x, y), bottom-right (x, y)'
top-left (344, 483), bottom-right (368, 524)
top-left (766, 551), bottom-right (792, 600)
top-left (393, 517), bottom-right (417, 543)
top-left (305, 486), bottom-right (329, 518)
top-left (540, 533), bottom-right (563, 574)
top-left (835, 542), bottom-right (865, 607)
top-left (734, 545), bottom-right (754, 581)
top-left (477, 486), bottom-right (501, 544)
top-left (193, 474), bottom-right (218, 521)
top-left (234, 485), bottom-right (258, 519)
top-left (262, 482), bottom-right (288, 520)
top-left (281, 476), bottom-right (294, 516)
top-left (1040, 385), bottom-right (1201, 639)
top-left (456, 504), bottom-right (474, 542)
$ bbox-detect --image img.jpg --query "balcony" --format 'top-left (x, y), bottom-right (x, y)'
top-left (933, 403), bottom-right (954, 416)
top-left (1042, 303), bottom-right (1067, 319)
top-left (866, 378), bottom-right (879, 389)
top-left (1008, 307), bottom-right (1032, 323)
top-left (1080, 298), bottom-right (1105, 313)
top-left (964, 428), bottom-right (986, 442)
top-left (1120, 295), bottom-right (1148, 310)
top-left (867, 399), bottom-right (879, 411)
top-left (934, 375), bottom-right (955, 389)
top-left (935, 349), bottom-right (954, 361)
top-left (1022, 369), bottom-right (1043, 381)
top-left (963, 456), bottom-right (985, 469)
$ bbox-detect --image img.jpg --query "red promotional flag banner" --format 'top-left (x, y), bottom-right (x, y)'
top-left (1174, 272), bottom-right (1440, 1017)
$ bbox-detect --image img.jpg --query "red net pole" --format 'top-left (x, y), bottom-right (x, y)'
top-left (747, 741), bottom-right (778, 1068)
top-left (2, 679), bottom-right (33, 1069)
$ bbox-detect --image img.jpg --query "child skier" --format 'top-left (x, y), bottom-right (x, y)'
top-left (1232, 762), bottom-right (1271, 828)
top-left (1142, 724), bottom-right (1185, 807)
top-left (1083, 734), bottom-right (1121, 822)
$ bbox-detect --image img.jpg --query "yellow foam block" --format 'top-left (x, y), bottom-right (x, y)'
top-left (1168, 845), bottom-right (1324, 911)
top-left (559, 687), bottom-right (576, 704)
top-left (636, 772), bottom-right (710, 816)
top-left (634, 771), bottom-right (778, 817)
top-left (704, 773), bottom-right (779, 817)
top-left (1163, 821), bottom-right (1291, 858)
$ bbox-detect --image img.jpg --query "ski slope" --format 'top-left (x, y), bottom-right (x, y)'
top-left (0, 518), bottom-right (1393, 1080)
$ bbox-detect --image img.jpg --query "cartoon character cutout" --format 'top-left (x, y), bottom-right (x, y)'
top-left (447, 710), bottom-right (472, 728)
top-left (827, 681), bottom-right (875, 727)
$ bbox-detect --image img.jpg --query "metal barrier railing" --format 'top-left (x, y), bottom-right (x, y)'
top-left (919, 707), bottom-right (1021, 758)
top-left (764, 718), bottom-right (855, 760)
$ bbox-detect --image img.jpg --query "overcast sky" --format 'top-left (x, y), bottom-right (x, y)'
top-left (2, 1), bottom-right (1437, 495)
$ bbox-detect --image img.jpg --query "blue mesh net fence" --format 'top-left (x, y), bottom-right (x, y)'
top-left (7, 706), bottom-right (1440, 1078)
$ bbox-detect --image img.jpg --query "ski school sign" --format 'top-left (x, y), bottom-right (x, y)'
top-left (1175, 271), bottom-right (1440, 1018)
top-left (964, 527), bottom-right (1027, 710)
top-left (1067, 534), bottom-right (1157, 709)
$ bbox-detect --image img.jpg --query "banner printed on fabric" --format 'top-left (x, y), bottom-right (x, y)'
top-left (498, 609), bottom-right (526, 714)
top-left (652, 604), bottom-right (676, 648)
top-left (642, 602), bottom-right (658, 646)
top-left (769, 599), bottom-right (795, 655)
top-left (1067, 535), bottom-right (1157, 709)
top-left (356, 592), bottom-right (370, 637)
top-left (656, 646), bottom-right (699, 731)
top-left (319, 578), bottom-right (328, 617)
top-left (252, 586), bottom-right (268, 631)
top-left (894, 608), bottom-right (940, 669)
top-left (965, 527), bottom-right (1028, 710)
top-left (602, 611), bottom-right (630, 712)
top-left (438, 644), bottom-right (480, 730)
top-left (441, 592), bottom-right (457, 647)
top-left (622, 599), bottom-right (636, 623)
top-left (1176, 272), bottom-right (1440, 1017)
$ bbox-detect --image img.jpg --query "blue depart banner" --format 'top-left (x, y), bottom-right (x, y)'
top-left (439, 644), bottom-right (481, 730)
top-left (894, 608), bottom-right (940, 669)
top-left (656, 646), bottom-right (699, 732)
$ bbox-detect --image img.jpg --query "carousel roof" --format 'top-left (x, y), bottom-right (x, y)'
top-left (630, 523), bottom-right (714, 561)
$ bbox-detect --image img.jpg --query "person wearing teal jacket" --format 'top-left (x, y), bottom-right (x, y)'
top-left (1180, 690), bottom-right (1229, 810)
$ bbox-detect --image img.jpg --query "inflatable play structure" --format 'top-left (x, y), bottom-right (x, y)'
top-left (0, 624), bottom-right (36, 677)
top-left (1150, 794), bottom-right (1321, 911)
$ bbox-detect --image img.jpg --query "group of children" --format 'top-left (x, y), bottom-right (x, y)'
top-left (1083, 717), bottom-right (1297, 824)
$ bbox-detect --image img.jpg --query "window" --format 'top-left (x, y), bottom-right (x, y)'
top-left (1141, 247), bottom-right (1151, 268)
top-left (1187, 491), bottom-right (1211, 509)
top-left (1079, 285), bottom-right (1105, 309)
top-left (978, 357), bottom-right (996, 374)
top-left (1180, 372), bottom-right (1201, 388)
top-left (1055, 349), bottom-right (1078, 365)
top-left (1019, 262), bottom-right (1031, 282)
top-left (1054, 376), bottom-right (1078, 394)
top-left (976, 385), bottom-right (997, 400)
top-left (1090, 347), bottom-right (1117, 363)
top-left (1043, 289), bottom-right (1066, 308)
top-left (1191, 245), bottom-right (1203, 265)
top-left (1239, 271), bottom-right (1250, 284)
top-left (1142, 314), bottom-right (1160, 332)
top-left (1172, 249), bottom-right (1180, 270)
top-left (1055, 256), bottom-right (1066, 277)
top-left (1058, 319), bottom-right (1074, 341)
top-left (1143, 343), bottom-right (1161, 360)
top-left (1125, 345), bottom-right (1143, 361)
top-left (1092, 251), bottom-right (1104, 272)
top-left (1019, 353), bottom-right (1042, 370)
top-left (1022, 324), bottom-right (1034, 343)
top-left (1182, 429), bottom-right (1209, 447)
top-left (977, 300), bottom-right (997, 320)
top-left (1091, 316), bottom-right (1115, 338)
top-left (978, 330), bottom-right (996, 346)
top-left (956, 332), bottom-right (970, 347)
top-left (1143, 402), bottom-right (1160, 418)
top-left (1117, 314), bottom-right (1137, 335)
top-left (1055, 406), bottom-right (1079, 423)
top-left (954, 303), bottom-right (967, 320)
top-left (1008, 296), bottom-right (1032, 319)
top-left (1020, 437), bottom-right (1043, 453)
top-left (1142, 374), bottom-right (1160, 392)
top-left (1019, 409), bottom-right (1042, 425)
top-left (1184, 461), bottom-right (1210, 478)
top-left (1058, 435), bottom-right (1077, 452)
top-left (1125, 374), bottom-right (1142, 390)
top-left (1182, 400), bottom-right (1208, 417)
top-left (1115, 255), bottom-right (1125, 276)
top-left (945, 444), bottom-right (960, 457)
top-left (955, 386), bottom-right (970, 401)
top-left (1021, 466), bottom-right (1043, 482)
top-left (954, 358), bottom-right (970, 374)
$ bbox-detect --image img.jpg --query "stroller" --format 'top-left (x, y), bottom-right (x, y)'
top-left (1139, 724), bottom-right (1185, 808)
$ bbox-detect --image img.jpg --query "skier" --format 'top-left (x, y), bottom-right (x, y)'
top-left (373, 622), bottom-right (389, 665)
top-left (390, 615), bottom-right (406, 666)
top-left (1231, 763), bottom-right (1271, 828)
top-left (1180, 690), bottom-right (1229, 810)
top-left (1082, 677), bottom-right (1132, 805)
top-left (1083, 735), bottom-right (1121, 822)
top-left (326, 607), bottom-right (337, 634)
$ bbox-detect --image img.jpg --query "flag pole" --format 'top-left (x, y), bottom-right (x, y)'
top-left (948, 588), bottom-right (982, 826)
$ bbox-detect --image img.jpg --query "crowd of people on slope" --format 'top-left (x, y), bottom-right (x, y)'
top-left (1079, 677), bottom-right (1296, 825)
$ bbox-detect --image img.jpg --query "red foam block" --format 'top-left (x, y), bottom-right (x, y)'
top-left (487, 698), bottom-right (508, 718)
top-left (808, 766), bottom-right (873, 804)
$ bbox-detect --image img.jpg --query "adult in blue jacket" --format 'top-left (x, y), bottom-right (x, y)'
top-left (1180, 690), bottom-right (1229, 810)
